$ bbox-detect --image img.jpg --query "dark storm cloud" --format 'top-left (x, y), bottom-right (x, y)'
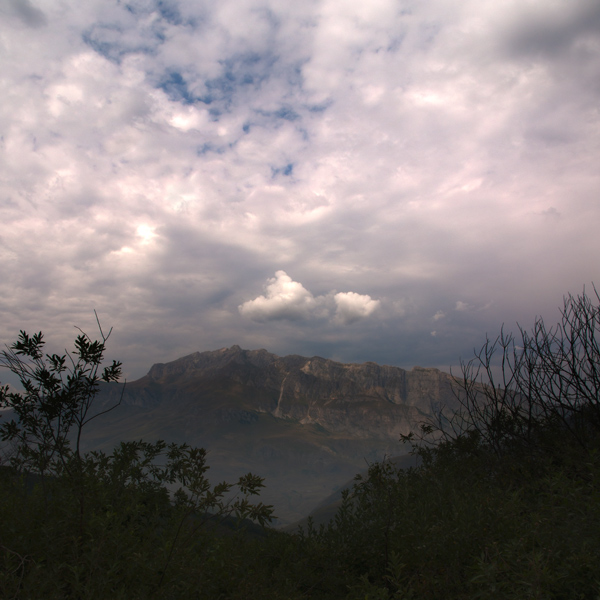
top-left (7, 0), bottom-right (47, 28)
top-left (505, 0), bottom-right (600, 58)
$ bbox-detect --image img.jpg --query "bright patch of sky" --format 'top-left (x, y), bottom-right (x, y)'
top-left (1, 0), bottom-right (599, 379)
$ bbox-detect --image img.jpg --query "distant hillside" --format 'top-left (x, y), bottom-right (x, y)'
top-left (283, 453), bottom-right (422, 533)
top-left (87, 346), bottom-right (458, 525)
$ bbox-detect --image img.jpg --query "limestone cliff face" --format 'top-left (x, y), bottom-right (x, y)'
top-left (92, 346), bottom-right (460, 525)
top-left (118, 345), bottom-right (457, 441)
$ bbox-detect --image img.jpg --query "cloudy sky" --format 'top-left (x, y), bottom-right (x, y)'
top-left (1, 0), bottom-right (599, 381)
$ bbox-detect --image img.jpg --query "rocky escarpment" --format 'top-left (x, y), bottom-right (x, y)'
top-left (106, 345), bottom-right (457, 441)
top-left (91, 346), bottom-right (459, 525)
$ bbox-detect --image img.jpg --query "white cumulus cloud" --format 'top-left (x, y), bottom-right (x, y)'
top-left (239, 272), bottom-right (380, 325)
top-left (238, 271), bottom-right (317, 321)
top-left (334, 291), bottom-right (380, 325)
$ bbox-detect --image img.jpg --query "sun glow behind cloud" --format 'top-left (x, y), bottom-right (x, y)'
top-left (136, 225), bottom-right (157, 244)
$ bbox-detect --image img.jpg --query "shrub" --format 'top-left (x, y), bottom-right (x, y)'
top-left (0, 320), bottom-right (272, 598)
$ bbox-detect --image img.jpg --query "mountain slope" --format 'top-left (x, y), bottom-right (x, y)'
top-left (88, 346), bottom-right (457, 524)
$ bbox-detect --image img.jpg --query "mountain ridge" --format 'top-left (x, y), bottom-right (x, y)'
top-left (91, 345), bottom-right (458, 524)
top-left (112, 345), bottom-right (454, 440)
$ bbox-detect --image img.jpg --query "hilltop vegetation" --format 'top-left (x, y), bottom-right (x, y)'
top-left (1, 290), bottom-right (600, 599)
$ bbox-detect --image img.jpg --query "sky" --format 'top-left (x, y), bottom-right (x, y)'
top-left (1, 0), bottom-right (599, 381)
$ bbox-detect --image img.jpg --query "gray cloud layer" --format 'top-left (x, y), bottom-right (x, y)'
top-left (1, 0), bottom-right (599, 379)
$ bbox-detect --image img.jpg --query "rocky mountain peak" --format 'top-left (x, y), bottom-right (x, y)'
top-left (127, 346), bottom-right (457, 441)
top-left (93, 346), bottom-right (459, 525)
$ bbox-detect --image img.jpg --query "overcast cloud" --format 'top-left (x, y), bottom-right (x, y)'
top-left (1, 0), bottom-right (599, 380)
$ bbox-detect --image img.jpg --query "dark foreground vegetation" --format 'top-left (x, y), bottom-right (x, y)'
top-left (2, 290), bottom-right (600, 599)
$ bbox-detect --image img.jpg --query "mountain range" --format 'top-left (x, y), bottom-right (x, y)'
top-left (90, 345), bottom-right (459, 525)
